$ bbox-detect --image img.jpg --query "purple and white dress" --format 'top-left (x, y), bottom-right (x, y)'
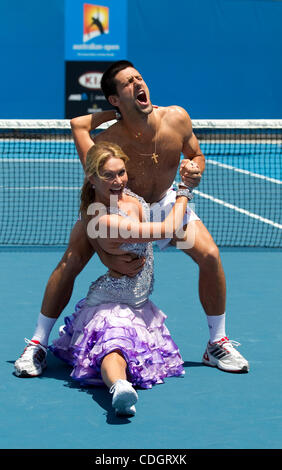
top-left (50, 189), bottom-right (184, 389)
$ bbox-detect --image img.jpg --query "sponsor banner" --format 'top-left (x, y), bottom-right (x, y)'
top-left (65, 61), bottom-right (114, 118)
top-left (65, 0), bottom-right (127, 61)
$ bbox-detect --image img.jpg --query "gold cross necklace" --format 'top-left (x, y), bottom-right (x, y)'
top-left (152, 151), bottom-right (159, 164)
top-left (131, 120), bottom-right (159, 164)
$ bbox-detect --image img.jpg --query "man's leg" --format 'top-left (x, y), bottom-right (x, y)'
top-left (40, 221), bottom-right (95, 320)
top-left (14, 221), bottom-right (95, 377)
top-left (172, 220), bottom-right (249, 372)
top-left (174, 220), bottom-right (226, 318)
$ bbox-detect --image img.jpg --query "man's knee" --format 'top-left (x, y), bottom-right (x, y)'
top-left (188, 237), bottom-right (220, 270)
top-left (198, 244), bottom-right (221, 271)
top-left (56, 224), bottom-right (95, 277)
top-left (57, 246), bottom-right (89, 277)
top-left (184, 221), bottom-right (221, 270)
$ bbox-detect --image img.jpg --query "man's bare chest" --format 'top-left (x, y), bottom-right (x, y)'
top-left (122, 137), bottom-right (182, 172)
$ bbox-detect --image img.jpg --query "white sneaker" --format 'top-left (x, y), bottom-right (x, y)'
top-left (109, 379), bottom-right (138, 416)
top-left (14, 338), bottom-right (47, 377)
top-left (202, 337), bottom-right (249, 372)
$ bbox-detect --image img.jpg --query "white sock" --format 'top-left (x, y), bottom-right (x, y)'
top-left (32, 313), bottom-right (57, 347)
top-left (206, 313), bottom-right (226, 344)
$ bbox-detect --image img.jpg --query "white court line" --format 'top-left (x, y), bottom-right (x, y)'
top-left (1, 138), bottom-right (281, 144)
top-left (0, 119), bottom-right (116, 129)
top-left (3, 186), bottom-right (281, 230)
top-left (0, 158), bottom-right (79, 162)
top-left (0, 118), bottom-right (282, 129)
top-left (1, 186), bottom-right (81, 190)
top-left (1, 138), bottom-right (282, 143)
top-left (201, 140), bottom-right (282, 144)
top-left (206, 159), bottom-right (282, 185)
top-left (0, 139), bottom-right (74, 143)
top-left (194, 189), bottom-right (282, 229)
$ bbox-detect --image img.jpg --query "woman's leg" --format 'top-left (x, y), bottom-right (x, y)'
top-left (101, 350), bottom-right (127, 388)
top-left (101, 350), bottom-right (138, 416)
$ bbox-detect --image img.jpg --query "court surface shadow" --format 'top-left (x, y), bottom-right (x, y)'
top-left (36, 353), bottom-right (135, 425)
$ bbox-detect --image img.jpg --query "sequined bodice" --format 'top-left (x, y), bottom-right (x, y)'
top-left (85, 189), bottom-right (154, 309)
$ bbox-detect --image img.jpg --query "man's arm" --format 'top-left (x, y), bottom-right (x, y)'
top-left (80, 218), bottom-right (145, 277)
top-left (95, 242), bottom-right (146, 278)
top-left (70, 110), bottom-right (116, 169)
top-left (180, 131), bottom-right (205, 189)
top-left (169, 106), bottom-right (205, 188)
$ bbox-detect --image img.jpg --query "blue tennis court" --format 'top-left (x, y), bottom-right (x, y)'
top-left (1, 246), bottom-right (281, 449)
top-left (0, 123), bottom-right (281, 451)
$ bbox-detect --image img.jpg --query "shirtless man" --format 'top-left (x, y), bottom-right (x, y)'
top-left (14, 60), bottom-right (249, 377)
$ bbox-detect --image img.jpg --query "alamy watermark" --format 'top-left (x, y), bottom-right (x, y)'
top-left (86, 195), bottom-right (196, 250)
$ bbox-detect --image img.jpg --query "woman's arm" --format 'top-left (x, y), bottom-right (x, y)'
top-left (87, 190), bottom-right (192, 247)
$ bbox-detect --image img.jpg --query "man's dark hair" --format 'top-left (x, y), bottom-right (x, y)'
top-left (101, 60), bottom-right (134, 102)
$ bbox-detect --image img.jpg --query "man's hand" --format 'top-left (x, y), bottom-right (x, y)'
top-left (103, 252), bottom-right (145, 278)
top-left (88, 235), bottom-right (145, 277)
top-left (179, 159), bottom-right (202, 189)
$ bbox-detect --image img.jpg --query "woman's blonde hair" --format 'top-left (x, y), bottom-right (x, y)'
top-left (80, 141), bottom-right (129, 213)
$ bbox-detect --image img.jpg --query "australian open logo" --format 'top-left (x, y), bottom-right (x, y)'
top-left (83, 3), bottom-right (109, 42)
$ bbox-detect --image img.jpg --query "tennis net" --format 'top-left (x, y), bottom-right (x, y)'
top-left (0, 119), bottom-right (281, 247)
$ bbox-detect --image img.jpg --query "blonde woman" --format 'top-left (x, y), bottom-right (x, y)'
top-left (50, 142), bottom-right (193, 417)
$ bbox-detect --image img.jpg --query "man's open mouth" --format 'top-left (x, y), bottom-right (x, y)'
top-left (136, 90), bottom-right (148, 104)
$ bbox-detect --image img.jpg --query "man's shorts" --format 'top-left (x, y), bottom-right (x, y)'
top-left (150, 187), bottom-right (200, 251)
